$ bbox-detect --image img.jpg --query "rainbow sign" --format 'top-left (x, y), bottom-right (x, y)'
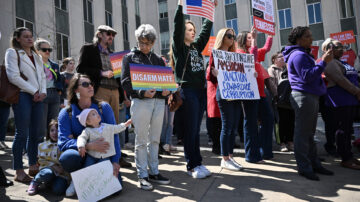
top-left (130, 63), bottom-right (177, 91)
top-left (110, 50), bottom-right (130, 78)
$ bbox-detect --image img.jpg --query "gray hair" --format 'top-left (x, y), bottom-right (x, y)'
top-left (321, 38), bottom-right (340, 52)
top-left (135, 24), bottom-right (157, 43)
top-left (34, 38), bottom-right (51, 51)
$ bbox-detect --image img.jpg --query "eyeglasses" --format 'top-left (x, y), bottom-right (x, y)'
top-left (105, 31), bottom-right (116, 37)
top-left (225, 34), bottom-right (236, 40)
top-left (40, 48), bottom-right (52, 53)
top-left (80, 81), bottom-right (94, 88)
top-left (138, 41), bottom-right (153, 47)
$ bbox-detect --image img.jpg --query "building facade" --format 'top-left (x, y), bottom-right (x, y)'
top-left (0, 0), bottom-right (359, 68)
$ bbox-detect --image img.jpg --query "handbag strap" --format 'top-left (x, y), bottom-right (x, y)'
top-left (179, 45), bottom-right (192, 89)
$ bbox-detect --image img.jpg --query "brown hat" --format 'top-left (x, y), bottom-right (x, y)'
top-left (97, 25), bottom-right (117, 35)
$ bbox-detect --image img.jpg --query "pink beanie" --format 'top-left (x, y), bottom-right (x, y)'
top-left (76, 108), bottom-right (96, 127)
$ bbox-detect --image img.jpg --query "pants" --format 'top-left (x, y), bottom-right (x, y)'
top-left (160, 105), bottom-right (175, 145)
top-left (319, 96), bottom-right (336, 153)
top-left (0, 106), bottom-right (10, 141)
top-left (278, 107), bottom-right (295, 143)
top-left (12, 92), bottom-right (44, 170)
top-left (218, 99), bottom-right (242, 156)
top-left (328, 106), bottom-right (355, 162)
top-left (41, 88), bottom-right (60, 142)
top-left (95, 87), bottom-right (120, 124)
top-left (176, 88), bottom-right (206, 171)
top-left (243, 97), bottom-right (274, 163)
top-left (119, 105), bottom-right (127, 148)
top-left (290, 91), bottom-right (322, 173)
top-left (33, 167), bottom-right (68, 195)
top-left (208, 117), bottom-right (221, 152)
top-left (130, 98), bottom-right (165, 178)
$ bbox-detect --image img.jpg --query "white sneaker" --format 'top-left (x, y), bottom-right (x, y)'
top-left (66, 181), bottom-right (76, 197)
top-left (163, 144), bottom-right (170, 152)
top-left (230, 158), bottom-right (244, 170)
top-left (199, 165), bottom-right (211, 177)
top-left (139, 178), bottom-right (153, 191)
top-left (280, 144), bottom-right (288, 152)
top-left (187, 166), bottom-right (206, 179)
top-left (221, 159), bottom-right (240, 171)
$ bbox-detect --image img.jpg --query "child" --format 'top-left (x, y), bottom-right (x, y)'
top-left (27, 120), bottom-right (69, 195)
top-left (76, 108), bottom-right (132, 169)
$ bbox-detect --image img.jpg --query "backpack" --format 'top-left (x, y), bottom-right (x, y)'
top-left (276, 69), bottom-right (292, 109)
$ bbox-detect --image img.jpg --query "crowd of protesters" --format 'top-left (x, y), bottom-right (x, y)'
top-left (1, 0), bottom-right (360, 198)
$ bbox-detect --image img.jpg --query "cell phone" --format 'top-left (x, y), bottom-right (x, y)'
top-left (326, 42), bottom-right (334, 51)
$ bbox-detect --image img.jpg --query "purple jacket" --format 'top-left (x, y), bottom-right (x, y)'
top-left (283, 45), bottom-right (327, 96)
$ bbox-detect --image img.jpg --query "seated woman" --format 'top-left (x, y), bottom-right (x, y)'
top-left (57, 73), bottom-right (122, 196)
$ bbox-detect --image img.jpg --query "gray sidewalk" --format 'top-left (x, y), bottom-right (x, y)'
top-left (1, 117), bottom-right (360, 202)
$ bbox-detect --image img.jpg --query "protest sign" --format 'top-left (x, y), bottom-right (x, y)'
top-left (330, 30), bottom-right (356, 44)
top-left (212, 49), bottom-right (259, 100)
top-left (130, 63), bottom-right (177, 91)
top-left (202, 36), bottom-right (216, 56)
top-left (252, 0), bottom-right (275, 35)
top-left (110, 50), bottom-right (130, 78)
top-left (310, 46), bottom-right (319, 59)
top-left (71, 160), bottom-right (122, 202)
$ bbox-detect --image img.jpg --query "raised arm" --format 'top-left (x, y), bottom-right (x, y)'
top-left (257, 36), bottom-right (273, 62)
top-left (173, 4), bottom-right (185, 51)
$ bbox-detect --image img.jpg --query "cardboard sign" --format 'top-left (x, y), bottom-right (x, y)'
top-left (330, 30), bottom-right (356, 44)
top-left (71, 160), bottom-right (122, 202)
top-left (252, 0), bottom-right (275, 35)
top-left (130, 63), bottom-right (177, 91)
top-left (212, 49), bottom-right (259, 100)
top-left (310, 46), bottom-right (319, 59)
top-left (110, 50), bottom-right (130, 78)
top-left (202, 36), bottom-right (216, 56)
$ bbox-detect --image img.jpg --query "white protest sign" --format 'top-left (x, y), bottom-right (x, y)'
top-left (252, 0), bottom-right (275, 35)
top-left (71, 160), bottom-right (122, 202)
top-left (212, 49), bottom-right (259, 100)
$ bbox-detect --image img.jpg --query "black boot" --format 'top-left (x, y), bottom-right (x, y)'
top-left (0, 166), bottom-right (13, 187)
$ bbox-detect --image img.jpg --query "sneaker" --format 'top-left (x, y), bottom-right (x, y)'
top-left (139, 178), bottom-right (153, 191)
top-left (27, 181), bottom-right (39, 195)
top-left (66, 181), bottom-right (76, 197)
top-left (169, 144), bottom-right (177, 151)
top-left (221, 159), bottom-right (240, 171)
top-left (149, 174), bottom-right (170, 185)
top-left (230, 158), bottom-right (244, 170)
top-left (124, 142), bottom-right (134, 150)
top-left (187, 166), bottom-right (207, 179)
top-left (199, 165), bottom-right (211, 177)
top-left (280, 144), bottom-right (288, 152)
top-left (287, 142), bottom-right (294, 151)
top-left (163, 144), bottom-right (170, 152)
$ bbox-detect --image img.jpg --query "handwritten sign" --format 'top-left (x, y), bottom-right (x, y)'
top-left (202, 36), bottom-right (216, 56)
top-left (252, 0), bottom-right (275, 35)
top-left (130, 63), bottom-right (177, 91)
top-left (330, 30), bottom-right (356, 44)
top-left (110, 50), bottom-right (130, 78)
top-left (212, 49), bottom-right (259, 100)
top-left (71, 160), bottom-right (122, 202)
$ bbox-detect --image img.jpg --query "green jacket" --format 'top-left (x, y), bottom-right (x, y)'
top-left (172, 5), bottom-right (213, 89)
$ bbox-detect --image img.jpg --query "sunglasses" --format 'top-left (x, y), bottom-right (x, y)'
top-left (105, 31), bottom-right (116, 37)
top-left (40, 48), bottom-right (52, 52)
top-left (80, 81), bottom-right (94, 88)
top-left (225, 33), bottom-right (236, 40)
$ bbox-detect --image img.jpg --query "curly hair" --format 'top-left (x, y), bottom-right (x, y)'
top-left (288, 26), bottom-right (310, 45)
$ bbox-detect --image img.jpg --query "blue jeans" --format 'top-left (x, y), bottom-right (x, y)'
top-left (12, 92), bottom-right (44, 170)
top-left (160, 105), bottom-right (175, 145)
top-left (130, 98), bottom-right (165, 178)
top-left (218, 99), bottom-right (242, 156)
top-left (0, 106), bottom-right (10, 141)
top-left (119, 105), bottom-right (126, 148)
top-left (84, 155), bottom-right (122, 185)
top-left (33, 167), bottom-right (68, 195)
top-left (290, 91), bottom-right (322, 173)
top-left (41, 88), bottom-right (60, 142)
top-left (177, 88), bottom-right (206, 171)
top-left (243, 97), bottom-right (274, 163)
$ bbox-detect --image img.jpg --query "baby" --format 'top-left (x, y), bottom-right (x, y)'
top-left (76, 108), bottom-right (131, 166)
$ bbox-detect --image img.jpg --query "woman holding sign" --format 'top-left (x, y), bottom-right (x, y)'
top-left (121, 24), bottom-right (171, 191)
top-left (236, 27), bottom-right (274, 163)
top-left (207, 28), bottom-right (243, 171)
top-left (169, 0), bottom-right (217, 179)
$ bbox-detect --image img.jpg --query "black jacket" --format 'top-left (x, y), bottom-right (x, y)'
top-left (121, 47), bottom-right (167, 99)
top-left (77, 43), bottom-right (125, 103)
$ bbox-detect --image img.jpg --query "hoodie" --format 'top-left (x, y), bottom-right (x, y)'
top-left (282, 45), bottom-right (327, 96)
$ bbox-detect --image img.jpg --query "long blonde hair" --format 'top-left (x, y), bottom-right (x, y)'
top-left (213, 28), bottom-right (236, 52)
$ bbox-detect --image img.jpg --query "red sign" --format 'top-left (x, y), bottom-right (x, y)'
top-left (310, 46), bottom-right (319, 59)
top-left (253, 16), bottom-right (275, 35)
top-left (202, 36), bottom-right (216, 56)
top-left (340, 49), bottom-right (357, 67)
top-left (330, 30), bottom-right (356, 44)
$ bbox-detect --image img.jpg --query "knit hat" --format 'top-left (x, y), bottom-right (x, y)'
top-left (77, 108), bottom-right (96, 127)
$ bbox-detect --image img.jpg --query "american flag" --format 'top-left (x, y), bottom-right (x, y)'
top-left (183, 0), bottom-right (215, 22)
